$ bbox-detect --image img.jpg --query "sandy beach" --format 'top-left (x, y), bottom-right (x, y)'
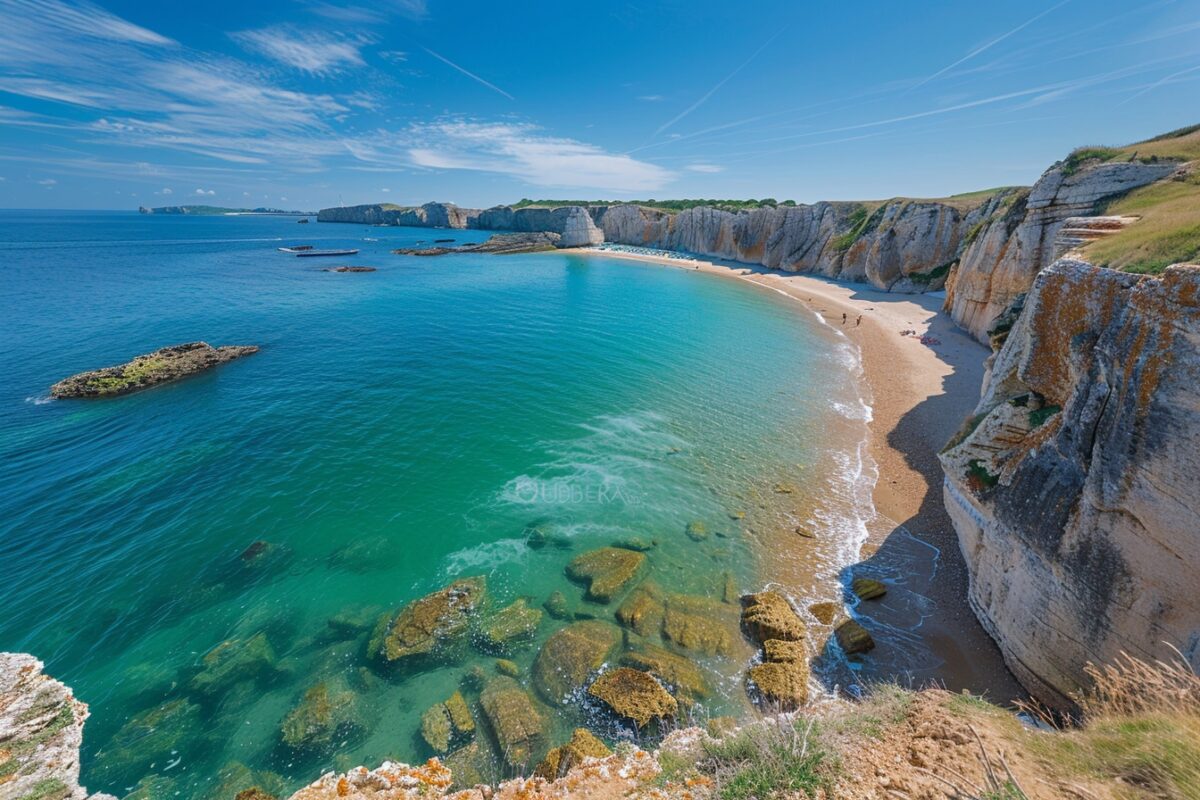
top-left (572, 247), bottom-right (1025, 701)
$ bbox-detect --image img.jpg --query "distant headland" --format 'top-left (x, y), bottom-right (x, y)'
top-left (138, 205), bottom-right (315, 216)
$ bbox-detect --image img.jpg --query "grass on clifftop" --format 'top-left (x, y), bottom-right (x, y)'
top-left (1088, 168), bottom-right (1200, 274)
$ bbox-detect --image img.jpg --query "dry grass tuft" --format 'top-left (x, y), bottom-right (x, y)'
top-left (1076, 646), bottom-right (1200, 719)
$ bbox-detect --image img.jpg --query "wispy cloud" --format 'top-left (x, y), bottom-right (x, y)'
top-left (1119, 63), bottom-right (1200, 105)
top-left (686, 163), bottom-right (723, 173)
top-left (155, 187), bottom-right (172, 194)
top-left (195, 188), bottom-right (215, 195)
top-left (906, 1), bottom-right (1071, 92)
top-left (406, 121), bottom-right (672, 191)
top-left (655, 28), bottom-right (783, 136)
top-left (38, 178), bottom-right (58, 186)
top-left (422, 48), bottom-right (514, 100)
top-left (230, 26), bottom-right (367, 75)
top-left (638, 95), bottom-right (663, 102)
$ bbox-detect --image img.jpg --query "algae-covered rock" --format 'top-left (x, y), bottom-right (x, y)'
top-left (621, 640), bottom-right (710, 702)
top-left (615, 582), bottom-right (665, 637)
top-left (534, 728), bottom-right (610, 780)
top-left (94, 699), bottom-right (201, 782)
top-left (746, 660), bottom-right (809, 709)
top-left (123, 775), bottom-right (177, 800)
top-left (851, 577), bottom-right (887, 601)
top-left (476, 599), bottom-right (542, 654)
top-left (587, 667), bottom-right (677, 729)
top-left (49, 342), bottom-right (258, 399)
top-left (280, 681), bottom-right (357, 749)
top-left (189, 632), bottom-right (276, 696)
top-left (808, 602), bottom-right (840, 626)
top-left (421, 691), bottom-right (474, 754)
top-left (566, 547), bottom-right (644, 603)
top-left (204, 762), bottom-right (286, 800)
top-left (662, 593), bottom-right (737, 655)
top-left (684, 520), bottom-right (709, 541)
top-left (461, 665), bottom-right (488, 693)
top-left (525, 522), bottom-right (572, 550)
top-left (325, 605), bottom-right (382, 640)
top-left (495, 659), bottom-right (520, 677)
top-left (740, 591), bottom-right (806, 644)
top-left (613, 537), bottom-right (655, 552)
top-left (443, 740), bottom-right (494, 789)
top-left (376, 576), bottom-right (487, 662)
top-left (479, 677), bottom-right (546, 768)
top-left (543, 591), bottom-right (571, 620)
top-left (722, 572), bottom-right (739, 604)
top-left (835, 619), bottom-right (876, 655)
top-left (532, 620), bottom-right (620, 704)
top-left (762, 639), bottom-right (806, 663)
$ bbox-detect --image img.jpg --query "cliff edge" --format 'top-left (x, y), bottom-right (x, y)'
top-left (940, 259), bottom-right (1200, 707)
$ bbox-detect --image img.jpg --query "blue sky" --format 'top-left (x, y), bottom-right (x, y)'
top-left (1, 0), bottom-right (1198, 210)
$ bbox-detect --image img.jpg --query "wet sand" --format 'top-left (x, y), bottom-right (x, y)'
top-left (570, 248), bottom-right (1025, 702)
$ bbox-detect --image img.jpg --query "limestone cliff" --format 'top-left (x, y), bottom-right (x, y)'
top-left (316, 203), bottom-right (602, 246)
top-left (944, 160), bottom-right (1179, 343)
top-left (0, 653), bottom-right (115, 800)
top-left (940, 259), bottom-right (1200, 707)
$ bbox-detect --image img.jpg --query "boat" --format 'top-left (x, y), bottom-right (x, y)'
top-left (297, 218), bottom-right (310, 224)
top-left (294, 248), bottom-right (360, 257)
top-left (278, 245), bottom-right (314, 253)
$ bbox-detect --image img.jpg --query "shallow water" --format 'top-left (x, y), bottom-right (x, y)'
top-left (0, 211), bottom-right (871, 798)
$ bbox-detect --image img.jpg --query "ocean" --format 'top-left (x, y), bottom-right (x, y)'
top-left (0, 211), bottom-right (873, 798)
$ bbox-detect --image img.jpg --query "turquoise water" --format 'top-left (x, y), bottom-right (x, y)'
top-left (0, 211), bottom-right (868, 798)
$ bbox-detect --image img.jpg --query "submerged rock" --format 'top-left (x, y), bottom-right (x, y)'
top-left (420, 691), bottom-right (474, 754)
top-left (532, 620), bottom-right (620, 704)
top-left (394, 231), bottom-right (562, 256)
top-left (323, 266), bottom-right (376, 273)
top-left (740, 591), bottom-right (806, 644)
top-left (621, 640), bottom-right (710, 703)
top-left (494, 659), bottom-right (520, 677)
top-left (94, 698), bottom-right (202, 781)
top-left (662, 593), bottom-right (737, 655)
top-left (587, 668), bottom-right (677, 729)
top-left (808, 602), bottom-right (840, 626)
top-left (279, 681), bottom-right (357, 749)
top-left (684, 520), bottom-right (709, 541)
top-left (565, 547), bottom-right (645, 603)
top-left (479, 677), bottom-right (546, 769)
top-left (851, 577), bottom-right (887, 601)
top-left (206, 763), bottom-right (287, 800)
top-left (615, 582), bottom-right (665, 637)
top-left (534, 728), bottom-right (610, 780)
top-left (746, 660), bottom-right (809, 710)
top-left (524, 523), bottom-right (572, 550)
top-left (374, 577), bottom-right (487, 663)
top-left (475, 599), bottom-right (542, 654)
top-left (613, 537), bottom-right (655, 552)
top-left (835, 619), bottom-right (876, 655)
top-left (542, 591), bottom-right (571, 620)
top-left (190, 632), bottom-right (276, 696)
top-left (50, 342), bottom-right (258, 398)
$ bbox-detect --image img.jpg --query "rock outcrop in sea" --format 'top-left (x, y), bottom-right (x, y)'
top-left (941, 259), bottom-right (1200, 707)
top-left (50, 342), bottom-right (258, 399)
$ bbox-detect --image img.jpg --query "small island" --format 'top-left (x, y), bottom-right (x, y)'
top-left (50, 342), bottom-right (259, 398)
top-left (138, 205), bottom-right (314, 216)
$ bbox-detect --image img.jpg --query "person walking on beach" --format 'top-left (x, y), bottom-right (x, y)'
top-left (842, 312), bottom-right (847, 325)
top-left (856, 315), bottom-right (862, 326)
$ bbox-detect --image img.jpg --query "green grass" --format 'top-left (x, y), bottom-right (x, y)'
top-left (699, 719), bottom-right (832, 799)
top-left (17, 779), bottom-right (70, 800)
top-left (1062, 147), bottom-right (1124, 176)
top-left (1088, 170), bottom-right (1200, 274)
top-left (909, 261), bottom-right (954, 285)
top-left (966, 459), bottom-right (1000, 490)
top-left (84, 357), bottom-right (169, 394)
top-left (830, 205), bottom-right (876, 252)
top-left (1029, 404), bottom-right (1062, 428)
top-left (511, 198), bottom-right (796, 213)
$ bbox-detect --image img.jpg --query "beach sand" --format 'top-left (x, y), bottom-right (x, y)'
top-left (571, 248), bottom-right (1024, 701)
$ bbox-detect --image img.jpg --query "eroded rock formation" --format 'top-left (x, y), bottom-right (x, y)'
top-left (940, 259), bottom-right (1200, 707)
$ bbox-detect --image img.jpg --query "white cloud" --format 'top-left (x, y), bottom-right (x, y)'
top-left (389, 0), bottom-right (427, 19)
top-left (195, 188), bottom-right (215, 195)
top-left (686, 163), bottom-right (724, 173)
top-left (243, 191), bottom-right (251, 196)
top-left (638, 95), bottom-right (664, 101)
top-left (380, 187), bottom-right (391, 192)
top-left (38, 178), bottom-right (57, 186)
top-left (155, 186), bottom-right (173, 194)
top-left (230, 26), bottom-right (367, 75)
top-left (378, 50), bottom-right (409, 63)
top-left (406, 121), bottom-right (673, 191)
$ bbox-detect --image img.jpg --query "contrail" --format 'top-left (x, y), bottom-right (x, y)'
top-left (655, 27), bottom-right (784, 136)
top-left (423, 47), bottom-right (514, 100)
top-left (1119, 63), bottom-right (1200, 105)
top-left (906, 0), bottom-right (1071, 92)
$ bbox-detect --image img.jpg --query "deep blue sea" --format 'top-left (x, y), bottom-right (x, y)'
top-left (0, 211), bottom-right (872, 799)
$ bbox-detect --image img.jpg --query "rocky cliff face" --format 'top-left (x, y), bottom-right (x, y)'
top-left (591, 195), bottom-right (1016, 292)
top-left (316, 202), bottom-right (480, 228)
top-left (944, 160), bottom-right (1178, 343)
top-left (940, 259), bottom-right (1200, 707)
top-left (0, 653), bottom-right (115, 800)
top-left (317, 203), bottom-right (603, 247)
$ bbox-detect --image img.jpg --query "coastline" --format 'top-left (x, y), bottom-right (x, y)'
top-left (567, 247), bottom-right (1025, 701)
